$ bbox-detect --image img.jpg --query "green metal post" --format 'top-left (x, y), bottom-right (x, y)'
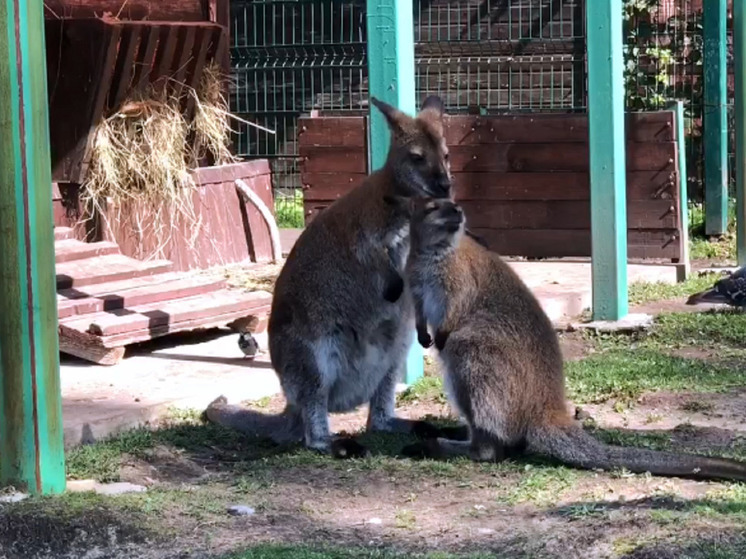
top-left (673, 101), bottom-right (691, 280)
top-left (0, 0), bottom-right (65, 494)
top-left (703, 0), bottom-right (729, 236)
top-left (366, 0), bottom-right (422, 384)
top-left (586, 0), bottom-right (628, 321)
top-left (736, 0), bottom-right (746, 266)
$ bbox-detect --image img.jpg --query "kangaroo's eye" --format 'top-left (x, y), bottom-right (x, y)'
top-left (443, 152), bottom-right (450, 161)
top-left (410, 152), bottom-right (425, 163)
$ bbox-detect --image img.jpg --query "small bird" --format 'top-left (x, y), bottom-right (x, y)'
top-left (238, 332), bottom-right (259, 359)
top-left (687, 267), bottom-right (746, 307)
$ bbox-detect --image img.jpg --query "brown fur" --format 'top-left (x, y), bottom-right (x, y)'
top-left (205, 96), bottom-right (453, 455)
top-left (403, 199), bottom-right (746, 482)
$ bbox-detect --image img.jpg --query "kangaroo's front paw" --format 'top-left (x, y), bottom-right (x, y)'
top-left (330, 437), bottom-right (370, 459)
top-left (401, 439), bottom-right (440, 459)
top-left (417, 330), bottom-right (433, 348)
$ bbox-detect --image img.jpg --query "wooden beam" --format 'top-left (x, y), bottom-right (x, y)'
top-left (0, 0), bottom-right (65, 494)
top-left (586, 0), bottom-right (628, 320)
top-left (366, 0), bottom-right (422, 385)
top-left (703, 0), bottom-right (729, 236)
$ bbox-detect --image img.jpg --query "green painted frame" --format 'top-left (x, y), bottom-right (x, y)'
top-left (0, 0), bottom-right (65, 494)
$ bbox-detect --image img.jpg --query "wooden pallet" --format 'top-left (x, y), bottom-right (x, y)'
top-left (55, 226), bottom-right (271, 366)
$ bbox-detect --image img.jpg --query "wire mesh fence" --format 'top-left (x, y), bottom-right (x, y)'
top-left (230, 0), bottom-right (731, 227)
top-left (622, 0), bottom-right (728, 204)
top-left (230, 0), bottom-right (587, 227)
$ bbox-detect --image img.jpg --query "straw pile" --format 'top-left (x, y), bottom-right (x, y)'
top-left (81, 62), bottom-right (239, 259)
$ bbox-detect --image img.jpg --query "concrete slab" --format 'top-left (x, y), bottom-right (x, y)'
top-left (507, 260), bottom-right (678, 325)
top-left (59, 258), bottom-right (680, 449)
top-left (61, 330), bottom-right (280, 448)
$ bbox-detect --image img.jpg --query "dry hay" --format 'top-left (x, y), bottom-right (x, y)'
top-left (80, 63), bottom-right (243, 261)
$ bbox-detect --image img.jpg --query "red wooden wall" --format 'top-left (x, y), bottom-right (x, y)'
top-left (299, 112), bottom-right (685, 262)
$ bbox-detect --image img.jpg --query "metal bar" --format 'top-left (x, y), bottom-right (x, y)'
top-left (366, 0), bottom-right (422, 385)
top-left (736, 0), bottom-right (746, 265)
top-left (704, 0), bottom-right (729, 236)
top-left (0, 0), bottom-right (65, 494)
top-left (586, 0), bottom-right (628, 320)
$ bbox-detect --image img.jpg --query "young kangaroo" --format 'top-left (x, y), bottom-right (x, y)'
top-left (402, 198), bottom-right (746, 482)
top-left (205, 96), bottom-right (453, 455)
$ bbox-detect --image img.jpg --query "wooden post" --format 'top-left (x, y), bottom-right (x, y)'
top-left (586, 0), bottom-right (628, 320)
top-left (703, 0), bottom-right (729, 236)
top-left (0, 0), bottom-right (65, 494)
top-left (366, 0), bottom-right (422, 384)
top-left (736, 0), bottom-right (746, 265)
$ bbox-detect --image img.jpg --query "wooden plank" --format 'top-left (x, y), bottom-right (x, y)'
top-left (184, 26), bottom-right (212, 117)
top-left (43, 1), bottom-right (206, 21)
top-left (62, 289), bottom-right (270, 337)
top-left (133, 25), bottom-right (160, 91)
top-left (57, 275), bottom-right (226, 319)
top-left (299, 147), bottom-right (368, 174)
top-left (151, 26), bottom-right (179, 84)
top-left (301, 173), bottom-right (367, 200)
top-left (54, 227), bottom-right (74, 241)
top-left (444, 112), bottom-right (676, 145)
top-left (58, 271), bottom-right (187, 300)
top-left (172, 25), bottom-right (197, 97)
top-left (296, 113), bottom-right (676, 148)
top-left (54, 240), bottom-right (120, 264)
top-left (108, 25), bottom-right (142, 111)
top-left (79, 290), bottom-right (271, 337)
top-left (99, 304), bottom-right (272, 347)
top-left (447, 143), bottom-right (677, 173)
top-left (298, 117), bottom-right (367, 147)
top-left (471, 229), bottom-right (681, 260)
top-left (56, 255), bottom-right (173, 290)
top-left (460, 200), bottom-right (678, 231)
top-left (453, 171), bottom-right (678, 202)
top-left (58, 325), bottom-right (126, 366)
top-left (301, 170), bottom-right (679, 204)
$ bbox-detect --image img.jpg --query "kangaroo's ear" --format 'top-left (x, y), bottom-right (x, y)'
top-left (420, 95), bottom-right (445, 117)
top-left (371, 96), bottom-right (408, 133)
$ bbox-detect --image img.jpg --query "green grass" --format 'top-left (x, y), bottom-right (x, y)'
top-left (628, 272), bottom-right (719, 306)
top-left (275, 190), bottom-right (304, 228)
top-left (222, 546), bottom-right (495, 559)
top-left (564, 349), bottom-right (743, 404)
top-left (688, 200), bottom-right (737, 261)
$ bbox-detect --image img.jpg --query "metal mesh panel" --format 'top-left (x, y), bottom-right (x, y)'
top-left (623, 0), bottom-right (732, 200)
top-left (414, 0), bottom-right (586, 113)
top-left (230, 0), bottom-right (588, 226)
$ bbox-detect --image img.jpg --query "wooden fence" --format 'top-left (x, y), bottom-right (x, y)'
top-left (299, 112), bottom-right (685, 262)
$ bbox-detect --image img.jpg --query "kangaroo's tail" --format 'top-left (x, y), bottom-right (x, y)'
top-left (203, 396), bottom-right (303, 445)
top-left (528, 422), bottom-right (746, 483)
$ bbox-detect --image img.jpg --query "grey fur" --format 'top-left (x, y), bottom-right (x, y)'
top-left (205, 96), bottom-right (452, 454)
top-left (403, 199), bottom-right (746, 483)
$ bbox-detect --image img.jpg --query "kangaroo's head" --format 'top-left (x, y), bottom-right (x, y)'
top-left (409, 198), bottom-right (465, 256)
top-left (371, 95), bottom-right (452, 199)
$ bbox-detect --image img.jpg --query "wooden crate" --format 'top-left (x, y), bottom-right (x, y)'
top-left (299, 111), bottom-right (686, 262)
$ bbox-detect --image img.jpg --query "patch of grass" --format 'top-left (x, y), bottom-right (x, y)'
top-left (628, 273), bottom-right (719, 306)
top-left (556, 503), bottom-right (607, 520)
top-left (275, 190), bottom-right (305, 228)
top-left (397, 376), bottom-right (447, 405)
top-left (500, 465), bottom-right (577, 506)
top-left (394, 508), bottom-right (416, 529)
top-left (565, 349), bottom-right (741, 404)
top-left (688, 200), bottom-right (737, 262)
top-left (652, 311), bottom-right (746, 350)
top-left (223, 546), bottom-right (494, 559)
